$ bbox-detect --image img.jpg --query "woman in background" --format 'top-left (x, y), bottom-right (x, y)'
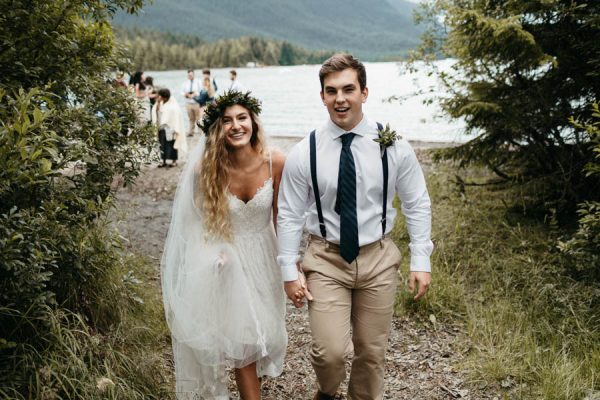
top-left (144, 76), bottom-right (158, 122)
top-left (151, 88), bottom-right (187, 168)
top-left (129, 71), bottom-right (149, 124)
top-left (195, 75), bottom-right (217, 121)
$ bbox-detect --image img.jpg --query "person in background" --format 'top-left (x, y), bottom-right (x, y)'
top-left (181, 69), bottom-right (202, 137)
top-left (202, 68), bottom-right (218, 93)
top-left (144, 76), bottom-right (158, 122)
top-left (229, 69), bottom-right (244, 91)
top-left (196, 75), bottom-right (216, 123)
top-left (129, 71), bottom-right (146, 98)
top-left (113, 71), bottom-right (127, 88)
top-left (129, 71), bottom-right (149, 124)
top-left (152, 88), bottom-right (187, 168)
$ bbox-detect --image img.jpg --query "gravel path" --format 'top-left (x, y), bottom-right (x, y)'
top-left (113, 135), bottom-right (497, 399)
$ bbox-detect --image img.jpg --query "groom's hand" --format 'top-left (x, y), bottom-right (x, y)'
top-left (408, 271), bottom-right (431, 301)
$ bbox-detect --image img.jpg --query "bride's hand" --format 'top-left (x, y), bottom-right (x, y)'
top-left (284, 268), bottom-right (313, 308)
top-left (215, 252), bottom-right (228, 268)
top-left (284, 280), bottom-right (305, 308)
top-left (298, 270), bottom-right (313, 301)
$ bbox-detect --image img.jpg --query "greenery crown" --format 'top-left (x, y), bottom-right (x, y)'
top-left (198, 90), bottom-right (262, 134)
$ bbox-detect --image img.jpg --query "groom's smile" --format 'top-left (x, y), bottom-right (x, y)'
top-left (321, 68), bottom-right (368, 131)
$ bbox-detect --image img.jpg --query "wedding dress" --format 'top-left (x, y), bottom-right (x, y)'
top-left (161, 139), bottom-right (287, 399)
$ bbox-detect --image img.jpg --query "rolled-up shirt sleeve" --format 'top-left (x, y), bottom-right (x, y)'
top-left (277, 144), bottom-right (309, 281)
top-left (394, 140), bottom-right (434, 273)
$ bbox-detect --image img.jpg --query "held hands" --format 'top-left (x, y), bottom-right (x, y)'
top-left (408, 271), bottom-right (431, 301)
top-left (284, 271), bottom-right (313, 308)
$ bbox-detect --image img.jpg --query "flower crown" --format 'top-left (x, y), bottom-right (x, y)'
top-left (197, 90), bottom-right (262, 134)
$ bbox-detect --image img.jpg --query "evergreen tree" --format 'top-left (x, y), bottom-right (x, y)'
top-left (279, 41), bottom-right (296, 65)
top-left (116, 28), bottom-right (334, 69)
top-left (414, 0), bottom-right (600, 208)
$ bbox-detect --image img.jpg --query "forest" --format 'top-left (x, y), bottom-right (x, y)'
top-left (116, 27), bottom-right (335, 70)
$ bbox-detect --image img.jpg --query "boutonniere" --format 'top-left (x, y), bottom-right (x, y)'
top-left (373, 123), bottom-right (400, 156)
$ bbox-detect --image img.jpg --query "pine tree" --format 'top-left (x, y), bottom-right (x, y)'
top-left (414, 0), bottom-right (600, 208)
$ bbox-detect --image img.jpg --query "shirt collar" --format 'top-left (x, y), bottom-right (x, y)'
top-left (326, 115), bottom-right (374, 139)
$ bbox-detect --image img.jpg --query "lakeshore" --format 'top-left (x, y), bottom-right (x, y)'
top-left (148, 60), bottom-right (468, 143)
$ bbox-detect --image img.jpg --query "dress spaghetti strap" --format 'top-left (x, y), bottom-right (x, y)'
top-left (268, 150), bottom-right (273, 178)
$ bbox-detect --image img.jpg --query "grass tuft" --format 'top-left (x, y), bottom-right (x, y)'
top-left (0, 232), bottom-right (173, 399)
top-left (393, 157), bottom-right (600, 399)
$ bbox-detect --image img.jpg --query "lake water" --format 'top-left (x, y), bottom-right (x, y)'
top-left (148, 59), bottom-right (469, 143)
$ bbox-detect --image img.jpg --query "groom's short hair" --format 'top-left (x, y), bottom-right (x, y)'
top-left (319, 53), bottom-right (366, 91)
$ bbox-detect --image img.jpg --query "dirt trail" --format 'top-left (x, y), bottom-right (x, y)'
top-left (113, 136), bottom-right (496, 399)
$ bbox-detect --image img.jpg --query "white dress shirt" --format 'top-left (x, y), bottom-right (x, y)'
top-left (229, 79), bottom-right (244, 92)
top-left (181, 79), bottom-right (202, 104)
top-left (277, 116), bottom-right (433, 281)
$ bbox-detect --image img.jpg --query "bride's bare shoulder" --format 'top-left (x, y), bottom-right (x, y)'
top-left (268, 148), bottom-right (286, 174)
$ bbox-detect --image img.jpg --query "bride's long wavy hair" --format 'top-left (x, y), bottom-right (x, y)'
top-left (197, 107), bottom-right (266, 241)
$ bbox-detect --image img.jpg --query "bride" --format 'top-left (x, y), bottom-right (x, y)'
top-left (161, 91), bottom-right (287, 399)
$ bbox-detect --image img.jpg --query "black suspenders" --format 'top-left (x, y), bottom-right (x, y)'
top-left (309, 122), bottom-right (388, 240)
top-left (380, 122), bottom-right (389, 235)
top-left (309, 129), bottom-right (327, 238)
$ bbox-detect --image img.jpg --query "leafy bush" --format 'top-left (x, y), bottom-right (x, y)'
top-left (0, 85), bottom-right (147, 327)
top-left (558, 103), bottom-right (600, 277)
top-left (0, 0), bottom-right (169, 397)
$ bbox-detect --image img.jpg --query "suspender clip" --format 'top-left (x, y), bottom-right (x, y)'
top-left (318, 222), bottom-right (327, 238)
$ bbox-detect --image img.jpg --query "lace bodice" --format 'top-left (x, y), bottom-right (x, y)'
top-left (228, 178), bottom-right (274, 235)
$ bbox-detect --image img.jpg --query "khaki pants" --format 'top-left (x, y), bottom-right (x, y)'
top-left (302, 235), bottom-right (401, 400)
top-left (185, 103), bottom-right (201, 135)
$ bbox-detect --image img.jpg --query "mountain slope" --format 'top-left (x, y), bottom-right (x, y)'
top-left (113, 0), bottom-right (424, 59)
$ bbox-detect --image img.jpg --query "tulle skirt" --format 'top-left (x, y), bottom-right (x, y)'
top-left (167, 227), bottom-right (286, 399)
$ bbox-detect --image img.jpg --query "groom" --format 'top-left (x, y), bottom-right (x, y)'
top-left (277, 53), bottom-right (433, 400)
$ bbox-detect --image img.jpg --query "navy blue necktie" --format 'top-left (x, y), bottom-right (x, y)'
top-left (335, 133), bottom-right (359, 263)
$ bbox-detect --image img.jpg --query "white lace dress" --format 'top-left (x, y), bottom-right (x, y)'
top-left (166, 153), bottom-right (287, 400)
top-left (227, 175), bottom-right (287, 375)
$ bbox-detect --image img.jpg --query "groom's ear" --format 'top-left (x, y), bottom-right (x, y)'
top-left (320, 91), bottom-right (324, 103)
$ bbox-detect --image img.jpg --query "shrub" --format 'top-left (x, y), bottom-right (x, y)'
top-left (558, 103), bottom-right (600, 278)
top-left (0, 1), bottom-right (166, 397)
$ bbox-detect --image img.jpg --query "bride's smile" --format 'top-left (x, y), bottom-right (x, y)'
top-left (223, 104), bottom-right (253, 148)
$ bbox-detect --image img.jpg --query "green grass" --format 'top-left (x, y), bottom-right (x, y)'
top-left (0, 244), bottom-right (173, 399)
top-left (393, 159), bottom-right (600, 399)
